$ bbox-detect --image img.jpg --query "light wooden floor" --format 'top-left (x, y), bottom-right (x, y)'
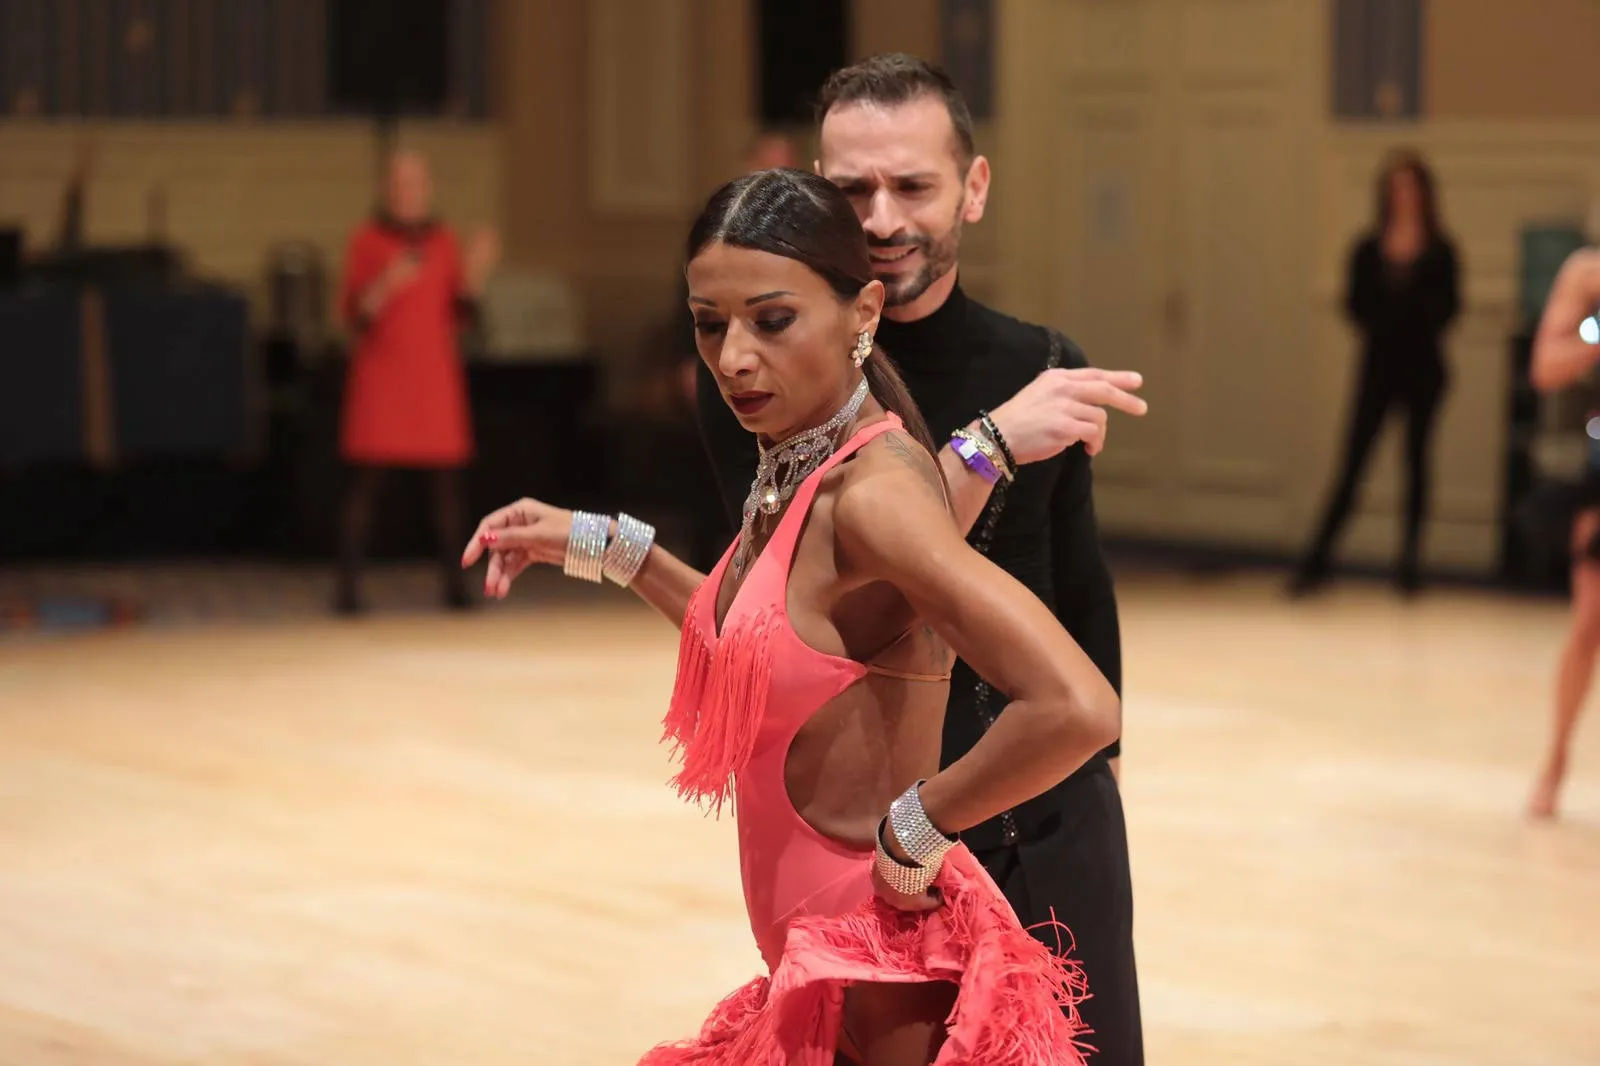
top-left (1, 571), bottom-right (1596, 1065)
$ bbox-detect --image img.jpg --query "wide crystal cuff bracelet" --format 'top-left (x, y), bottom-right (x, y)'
top-left (875, 818), bottom-right (937, 896)
top-left (602, 512), bottom-right (655, 588)
top-left (889, 780), bottom-right (958, 866)
top-left (873, 780), bottom-right (957, 896)
top-left (563, 510), bottom-right (609, 584)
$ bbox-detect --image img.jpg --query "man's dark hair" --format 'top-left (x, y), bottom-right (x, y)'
top-left (815, 53), bottom-right (976, 165)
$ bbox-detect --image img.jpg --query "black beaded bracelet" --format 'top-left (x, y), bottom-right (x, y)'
top-left (976, 410), bottom-right (1017, 473)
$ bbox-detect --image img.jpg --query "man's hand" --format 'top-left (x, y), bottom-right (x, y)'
top-left (988, 367), bottom-right (1147, 464)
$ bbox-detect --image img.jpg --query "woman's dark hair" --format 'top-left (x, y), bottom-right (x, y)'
top-left (1376, 149), bottom-right (1442, 241)
top-left (686, 167), bottom-right (946, 483)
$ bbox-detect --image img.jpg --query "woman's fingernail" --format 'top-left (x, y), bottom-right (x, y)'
top-left (481, 532), bottom-right (497, 545)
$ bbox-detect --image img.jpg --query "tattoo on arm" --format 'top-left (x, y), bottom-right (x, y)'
top-left (882, 431), bottom-right (949, 506)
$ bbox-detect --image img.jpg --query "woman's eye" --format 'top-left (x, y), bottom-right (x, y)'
top-left (756, 314), bottom-right (796, 334)
top-left (693, 318), bottom-right (726, 335)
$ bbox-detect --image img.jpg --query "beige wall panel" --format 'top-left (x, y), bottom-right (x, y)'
top-left (586, 0), bottom-right (693, 216)
top-left (1427, 0), bottom-right (1600, 120)
top-left (0, 120), bottom-right (499, 318)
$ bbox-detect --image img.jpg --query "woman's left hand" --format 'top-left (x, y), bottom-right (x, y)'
top-left (871, 825), bottom-right (944, 912)
top-left (870, 864), bottom-right (943, 913)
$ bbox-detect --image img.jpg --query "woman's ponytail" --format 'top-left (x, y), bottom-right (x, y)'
top-left (862, 341), bottom-right (950, 497)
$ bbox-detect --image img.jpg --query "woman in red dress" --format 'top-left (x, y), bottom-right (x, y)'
top-left (336, 150), bottom-right (499, 612)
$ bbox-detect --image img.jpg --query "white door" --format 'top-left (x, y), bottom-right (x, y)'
top-left (1009, 0), bottom-right (1319, 550)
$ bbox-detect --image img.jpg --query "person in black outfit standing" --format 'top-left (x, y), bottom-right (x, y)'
top-left (694, 54), bottom-right (1149, 1066)
top-left (1292, 150), bottom-right (1461, 595)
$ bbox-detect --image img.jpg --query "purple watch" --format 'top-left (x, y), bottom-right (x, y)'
top-left (951, 432), bottom-right (1001, 485)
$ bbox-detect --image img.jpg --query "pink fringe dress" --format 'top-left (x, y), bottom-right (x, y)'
top-left (641, 416), bottom-right (1092, 1065)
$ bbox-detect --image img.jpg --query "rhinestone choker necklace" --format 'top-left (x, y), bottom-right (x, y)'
top-left (732, 377), bottom-right (870, 580)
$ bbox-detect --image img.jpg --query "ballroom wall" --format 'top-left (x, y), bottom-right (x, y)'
top-left (6, 0), bottom-right (1600, 572)
top-left (993, 0), bottom-right (1600, 573)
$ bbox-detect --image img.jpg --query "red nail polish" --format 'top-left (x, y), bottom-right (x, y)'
top-left (481, 532), bottom-right (497, 545)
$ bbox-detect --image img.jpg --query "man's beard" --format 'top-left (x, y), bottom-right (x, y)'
top-left (871, 204), bottom-right (964, 308)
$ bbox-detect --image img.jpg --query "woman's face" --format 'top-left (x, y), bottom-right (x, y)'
top-left (1388, 165), bottom-right (1423, 225)
top-left (687, 242), bottom-right (883, 440)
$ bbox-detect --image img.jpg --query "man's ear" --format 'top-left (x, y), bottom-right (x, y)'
top-left (963, 154), bottom-right (992, 224)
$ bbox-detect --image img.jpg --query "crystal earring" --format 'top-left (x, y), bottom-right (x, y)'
top-left (852, 330), bottom-right (872, 368)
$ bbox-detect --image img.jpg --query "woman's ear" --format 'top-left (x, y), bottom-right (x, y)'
top-left (856, 279), bottom-right (886, 337)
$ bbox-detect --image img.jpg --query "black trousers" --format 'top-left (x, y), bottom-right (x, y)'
top-left (336, 464), bottom-right (469, 609)
top-left (1304, 354), bottom-right (1447, 577)
top-left (969, 760), bottom-right (1143, 1066)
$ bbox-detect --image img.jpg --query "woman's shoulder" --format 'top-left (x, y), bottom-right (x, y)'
top-left (847, 422), bottom-right (942, 487)
top-left (830, 425), bottom-right (948, 539)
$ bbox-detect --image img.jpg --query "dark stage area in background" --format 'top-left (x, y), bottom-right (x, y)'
top-left (0, 356), bottom-right (628, 565)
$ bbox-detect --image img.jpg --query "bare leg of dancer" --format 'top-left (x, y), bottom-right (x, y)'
top-left (1531, 507), bottom-right (1600, 818)
top-left (841, 981), bottom-right (959, 1066)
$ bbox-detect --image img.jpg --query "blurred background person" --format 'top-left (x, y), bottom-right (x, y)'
top-left (334, 149), bottom-right (500, 614)
top-left (1291, 150), bottom-right (1461, 597)
top-left (1524, 246), bottom-right (1600, 817)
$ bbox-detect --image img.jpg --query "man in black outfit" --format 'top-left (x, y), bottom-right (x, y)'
top-left (695, 54), bottom-right (1149, 1065)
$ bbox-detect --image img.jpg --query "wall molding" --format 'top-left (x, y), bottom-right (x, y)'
top-left (586, 0), bottom-right (691, 216)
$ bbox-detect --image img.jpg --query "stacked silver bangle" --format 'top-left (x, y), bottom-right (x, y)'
top-left (563, 510), bottom-right (656, 588)
top-left (873, 780), bottom-right (958, 897)
top-left (603, 513), bottom-right (655, 588)
top-left (563, 511), bottom-right (610, 583)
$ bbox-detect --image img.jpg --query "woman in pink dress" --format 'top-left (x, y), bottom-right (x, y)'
top-left (461, 169), bottom-right (1120, 1065)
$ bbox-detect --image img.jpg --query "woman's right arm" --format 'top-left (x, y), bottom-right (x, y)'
top-left (1532, 248), bottom-right (1600, 393)
top-left (832, 445), bottom-right (1120, 841)
top-left (608, 523), bottom-right (706, 625)
top-left (461, 498), bottom-right (706, 629)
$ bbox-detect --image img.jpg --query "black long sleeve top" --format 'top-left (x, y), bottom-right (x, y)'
top-left (693, 281), bottom-right (1122, 850)
top-left (1344, 232), bottom-right (1461, 374)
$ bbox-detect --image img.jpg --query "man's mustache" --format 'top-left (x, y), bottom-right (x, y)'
top-left (867, 235), bottom-right (924, 249)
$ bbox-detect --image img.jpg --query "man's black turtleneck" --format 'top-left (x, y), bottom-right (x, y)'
top-left (693, 279), bottom-right (1122, 851)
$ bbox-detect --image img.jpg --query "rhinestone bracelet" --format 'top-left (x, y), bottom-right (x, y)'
top-left (563, 510), bottom-right (609, 584)
top-left (874, 780), bottom-right (957, 896)
top-left (889, 780), bottom-right (957, 867)
top-left (875, 817), bottom-right (938, 896)
top-left (602, 512), bottom-right (655, 588)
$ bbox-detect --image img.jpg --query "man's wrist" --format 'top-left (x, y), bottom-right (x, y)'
top-left (948, 417), bottom-right (1014, 484)
top-left (976, 409), bottom-right (1018, 473)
